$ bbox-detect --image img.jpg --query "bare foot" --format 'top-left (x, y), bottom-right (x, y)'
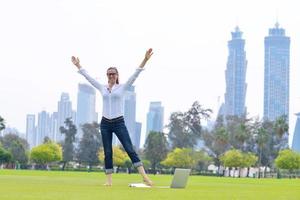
top-left (143, 178), bottom-right (154, 187)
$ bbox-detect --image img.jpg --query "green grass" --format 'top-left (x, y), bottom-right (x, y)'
top-left (0, 169), bottom-right (300, 200)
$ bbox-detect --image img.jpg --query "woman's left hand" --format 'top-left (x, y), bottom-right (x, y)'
top-left (145, 48), bottom-right (153, 61)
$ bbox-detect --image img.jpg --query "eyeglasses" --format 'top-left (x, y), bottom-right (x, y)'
top-left (107, 73), bottom-right (117, 76)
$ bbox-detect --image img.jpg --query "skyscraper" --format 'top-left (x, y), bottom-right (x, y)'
top-left (124, 86), bottom-right (137, 141)
top-left (76, 84), bottom-right (97, 141)
top-left (263, 22), bottom-right (290, 122)
top-left (134, 122), bottom-right (142, 149)
top-left (49, 112), bottom-right (58, 142)
top-left (57, 93), bottom-right (73, 142)
top-left (224, 26), bottom-right (247, 117)
top-left (26, 114), bottom-right (36, 149)
top-left (37, 110), bottom-right (50, 145)
top-left (146, 102), bottom-right (164, 140)
top-left (292, 113), bottom-right (300, 153)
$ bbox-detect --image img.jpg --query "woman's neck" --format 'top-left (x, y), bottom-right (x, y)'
top-left (108, 82), bottom-right (116, 88)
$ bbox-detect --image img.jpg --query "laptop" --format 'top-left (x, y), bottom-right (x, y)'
top-left (129, 168), bottom-right (191, 189)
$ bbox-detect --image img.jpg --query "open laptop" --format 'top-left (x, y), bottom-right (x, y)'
top-left (129, 168), bottom-right (191, 189)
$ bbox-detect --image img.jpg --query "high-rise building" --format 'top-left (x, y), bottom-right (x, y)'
top-left (57, 93), bottom-right (73, 142)
top-left (224, 26), bottom-right (247, 117)
top-left (124, 86), bottom-right (137, 141)
top-left (49, 112), bottom-right (58, 142)
top-left (292, 113), bottom-right (300, 153)
top-left (263, 22), bottom-right (290, 122)
top-left (146, 102), bottom-right (164, 140)
top-left (37, 111), bottom-right (50, 145)
top-left (76, 84), bottom-right (97, 141)
top-left (134, 122), bottom-right (142, 149)
top-left (26, 114), bottom-right (36, 149)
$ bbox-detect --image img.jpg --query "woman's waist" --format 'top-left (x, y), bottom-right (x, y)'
top-left (102, 106), bottom-right (124, 119)
top-left (101, 115), bottom-right (124, 123)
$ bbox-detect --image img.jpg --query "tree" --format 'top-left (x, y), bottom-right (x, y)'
top-left (167, 112), bottom-right (190, 148)
top-left (59, 118), bottom-right (77, 170)
top-left (220, 149), bottom-right (243, 177)
top-left (43, 136), bottom-right (52, 144)
top-left (167, 101), bottom-right (212, 149)
top-left (161, 148), bottom-right (194, 169)
top-left (274, 115), bottom-right (289, 138)
top-left (0, 145), bottom-right (12, 166)
top-left (202, 116), bottom-right (230, 174)
top-left (220, 149), bottom-right (257, 178)
top-left (191, 150), bottom-right (212, 172)
top-left (161, 148), bottom-right (210, 170)
top-left (0, 133), bottom-right (29, 167)
top-left (0, 116), bottom-right (5, 131)
top-left (184, 101), bottom-right (212, 137)
top-left (241, 152), bottom-right (258, 177)
top-left (99, 146), bottom-right (129, 173)
top-left (112, 146), bottom-right (128, 170)
top-left (124, 158), bottom-right (133, 174)
top-left (141, 159), bottom-right (151, 171)
top-left (220, 115), bottom-right (253, 152)
top-left (255, 124), bottom-right (269, 177)
top-left (202, 115), bottom-right (289, 177)
top-left (275, 149), bottom-right (300, 176)
top-left (30, 142), bottom-right (62, 169)
top-left (77, 122), bottom-right (102, 171)
top-left (273, 115), bottom-right (289, 150)
top-left (260, 118), bottom-right (288, 174)
top-left (144, 131), bottom-right (168, 173)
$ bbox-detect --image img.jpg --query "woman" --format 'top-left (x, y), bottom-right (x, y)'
top-left (71, 49), bottom-right (153, 186)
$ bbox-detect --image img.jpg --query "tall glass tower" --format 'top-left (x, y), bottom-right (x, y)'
top-left (76, 84), bottom-right (97, 140)
top-left (57, 93), bottom-right (73, 142)
top-left (146, 102), bottom-right (164, 140)
top-left (26, 114), bottom-right (36, 149)
top-left (37, 111), bottom-right (50, 145)
top-left (224, 26), bottom-right (247, 117)
top-left (292, 113), bottom-right (300, 153)
top-left (263, 23), bottom-right (290, 122)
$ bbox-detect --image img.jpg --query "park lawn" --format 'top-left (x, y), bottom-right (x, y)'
top-left (0, 169), bottom-right (300, 200)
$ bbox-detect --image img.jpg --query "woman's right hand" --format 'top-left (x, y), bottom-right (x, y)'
top-left (71, 56), bottom-right (81, 69)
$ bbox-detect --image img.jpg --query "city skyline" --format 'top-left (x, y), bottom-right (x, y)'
top-left (1, 0), bottom-right (300, 146)
top-left (24, 86), bottom-right (145, 148)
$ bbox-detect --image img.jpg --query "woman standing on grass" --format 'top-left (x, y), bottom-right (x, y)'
top-left (71, 49), bottom-right (153, 186)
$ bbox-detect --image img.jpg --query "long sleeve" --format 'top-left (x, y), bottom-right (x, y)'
top-left (78, 68), bottom-right (103, 92)
top-left (124, 68), bottom-right (144, 89)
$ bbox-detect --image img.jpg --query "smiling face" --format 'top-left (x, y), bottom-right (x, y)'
top-left (106, 67), bottom-right (119, 85)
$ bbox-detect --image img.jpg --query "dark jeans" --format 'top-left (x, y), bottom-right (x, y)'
top-left (100, 116), bottom-right (143, 174)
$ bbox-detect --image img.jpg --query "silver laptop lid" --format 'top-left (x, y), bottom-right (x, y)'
top-left (170, 168), bottom-right (191, 188)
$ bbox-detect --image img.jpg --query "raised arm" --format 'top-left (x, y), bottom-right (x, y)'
top-left (71, 56), bottom-right (103, 92)
top-left (124, 48), bottom-right (153, 88)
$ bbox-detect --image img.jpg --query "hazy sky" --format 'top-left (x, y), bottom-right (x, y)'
top-left (0, 0), bottom-right (299, 145)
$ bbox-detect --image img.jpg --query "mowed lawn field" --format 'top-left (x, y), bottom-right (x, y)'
top-left (0, 169), bottom-right (300, 200)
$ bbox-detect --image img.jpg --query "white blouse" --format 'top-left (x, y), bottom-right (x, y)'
top-left (78, 67), bottom-right (144, 119)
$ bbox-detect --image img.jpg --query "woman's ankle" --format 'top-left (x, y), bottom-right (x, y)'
top-left (105, 174), bottom-right (112, 185)
top-left (104, 182), bottom-right (112, 186)
top-left (143, 178), bottom-right (153, 186)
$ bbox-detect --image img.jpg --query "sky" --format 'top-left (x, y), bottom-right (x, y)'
top-left (0, 0), bottom-right (299, 145)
